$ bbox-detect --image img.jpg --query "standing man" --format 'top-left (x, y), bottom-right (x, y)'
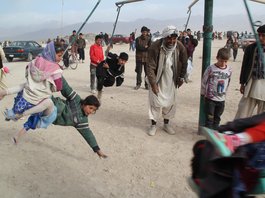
top-left (134, 26), bottom-right (151, 90)
top-left (69, 30), bottom-right (78, 59)
top-left (89, 35), bottom-right (104, 94)
top-left (235, 25), bottom-right (265, 119)
top-left (77, 33), bottom-right (86, 63)
top-left (146, 25), bottom-right (188, 136)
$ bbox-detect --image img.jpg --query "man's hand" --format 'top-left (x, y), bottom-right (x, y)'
top-left (239, 84), bottom-right (245, 94)
top-left (103, 63), bottom-right (109, 69)
top-left (177, 79), bottom-right (184, 88)
top-left (96, 150), bottom-right (108, 159)
top-left (151, 84), bottom-right (159, 95)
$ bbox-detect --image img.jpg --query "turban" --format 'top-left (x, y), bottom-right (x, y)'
top-left (162, 25), bottom-right (178, 38)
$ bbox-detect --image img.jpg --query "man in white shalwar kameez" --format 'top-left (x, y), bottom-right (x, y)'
top-left (235, 24), bottom-right (265, 119)
top-left (146, 26), bottom-right (188, 136)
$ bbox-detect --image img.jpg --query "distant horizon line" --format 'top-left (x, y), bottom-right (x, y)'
top-left (2, 13), bottom-right (265, 28)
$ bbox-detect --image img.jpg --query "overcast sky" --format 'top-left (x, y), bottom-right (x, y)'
top-left (1, 0), bottom-right (264, 28)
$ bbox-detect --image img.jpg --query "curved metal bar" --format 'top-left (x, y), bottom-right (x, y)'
top-left (243, 0), bottom-right (265, 71)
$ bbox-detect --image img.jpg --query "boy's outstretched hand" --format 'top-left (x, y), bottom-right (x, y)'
top-left (96, 150), bottom-right (108, 159)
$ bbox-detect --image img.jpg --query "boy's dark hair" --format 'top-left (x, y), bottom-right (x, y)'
top-left (95, 35), bottom-right (102, 40)
top-left (119, 52), bottom-right (129, 61)
top-left (81, 95), bottom-right (100, 109)
top-left (217, 47), bottom-right (230, 60)
top-left (191, 140), bottom-right (215, 179)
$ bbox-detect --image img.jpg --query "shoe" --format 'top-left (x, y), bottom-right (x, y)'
top-left (82, 60), bottom-right (84, 63)
top-left (134, 85), bottom-right (140, 90)
top-left (148, 125), bottom-right (157, 136)
top-left (91, 90), bottom-right (96, 94)
top-left (4, 109), bottom-right (21, 121)
top-left (163, 124), bottom-right (175, 135)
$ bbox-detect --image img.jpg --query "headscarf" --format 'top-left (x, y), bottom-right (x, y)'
top-left (162, 25), bottom-right (178, 39)
top-left (40, 41), bottom-right (56, 62)
top-left (161, 25), bottom-right (178, 52)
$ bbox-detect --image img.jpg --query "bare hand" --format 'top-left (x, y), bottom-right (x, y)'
top-left (151, 84), bottom-right (159, 95)
top-left (96, 150), bottom-right (108, 159)
top-left (239, 84), bottom-right (245, 94)
top-left (103, 63), bottom-right (109, 69)
top-left (177, 80), bottom-right (184, 88)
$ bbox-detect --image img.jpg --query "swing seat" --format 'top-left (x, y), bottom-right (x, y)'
top-left (196, 127), bottom-right (265, 195)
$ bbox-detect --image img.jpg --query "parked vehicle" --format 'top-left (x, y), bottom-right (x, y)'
top-left (240, 34), bottom-right (256, 51)
top-left (3, 41), bottom-right (43, 62)
top-left (111, 34), bottom-right (130, 44)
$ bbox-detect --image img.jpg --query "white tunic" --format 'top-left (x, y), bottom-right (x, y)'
top-left (149, 51), bottom-right (176, 108)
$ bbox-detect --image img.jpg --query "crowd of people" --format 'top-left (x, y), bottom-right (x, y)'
top-left (1, 23), bottom-right (265, 197)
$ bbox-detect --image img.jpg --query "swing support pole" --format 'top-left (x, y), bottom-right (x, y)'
top-left (184, 10), bottom-right (192, 31)
top-left (109, 0), bottom-right (144, 46)
top-left (198, 0), bottom-right (214, 133)
top-left (185, 0), bottom-right (199, 31)
top-left (63, 0), bottom-right (102, 56)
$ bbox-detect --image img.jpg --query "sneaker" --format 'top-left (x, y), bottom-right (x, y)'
top-left (163, 124), bottom-right (176, 135)
top-left (91, 90), bottom-right (96, 94)
top-left (148, 125), bottom-right (157, 136)
top-left (134, 85), bottom-right (140, 90)
top-left (4, 109), bottom-right (21, 121)
top-left (82, 60), bottom-right (84, 63)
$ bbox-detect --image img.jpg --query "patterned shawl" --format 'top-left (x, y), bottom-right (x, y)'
top-left (40, 41), bottom-right (56, 62)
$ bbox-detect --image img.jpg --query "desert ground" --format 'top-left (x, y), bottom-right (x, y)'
top-left (0, 39), bottom-right (264, 198)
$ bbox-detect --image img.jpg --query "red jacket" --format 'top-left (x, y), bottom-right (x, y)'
top-left (218, 112), bottom-right (265, 143)
top-left (89, 44), bottom-right (104, 66)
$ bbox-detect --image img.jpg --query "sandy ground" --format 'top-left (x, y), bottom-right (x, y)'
top-left (0, 39), bottom-right (264, 198)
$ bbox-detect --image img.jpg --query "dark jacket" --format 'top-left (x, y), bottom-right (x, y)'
top-left (135, 35), bottom-right (151, 63)
top-left (76, 38), bottom-right (86, 49)
top-left (96, 52), bottom-right (125, 87)
top-left (146, 39), bottom-right (188, 88)
top-left (239, 42), bottom-right (257, 85)
top-left (52, 77), bottom-right (100, 152)
top-left (218, 111), bottom-right (265, 133)
top-left (69, 34), bottom-right (78, 46)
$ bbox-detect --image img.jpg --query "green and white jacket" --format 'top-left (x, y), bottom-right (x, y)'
top-left (52, 77), bottom-right (99, 152)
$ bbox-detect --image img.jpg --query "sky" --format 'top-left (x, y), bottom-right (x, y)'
top-left (1, 0), bottom-right (265, 28)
